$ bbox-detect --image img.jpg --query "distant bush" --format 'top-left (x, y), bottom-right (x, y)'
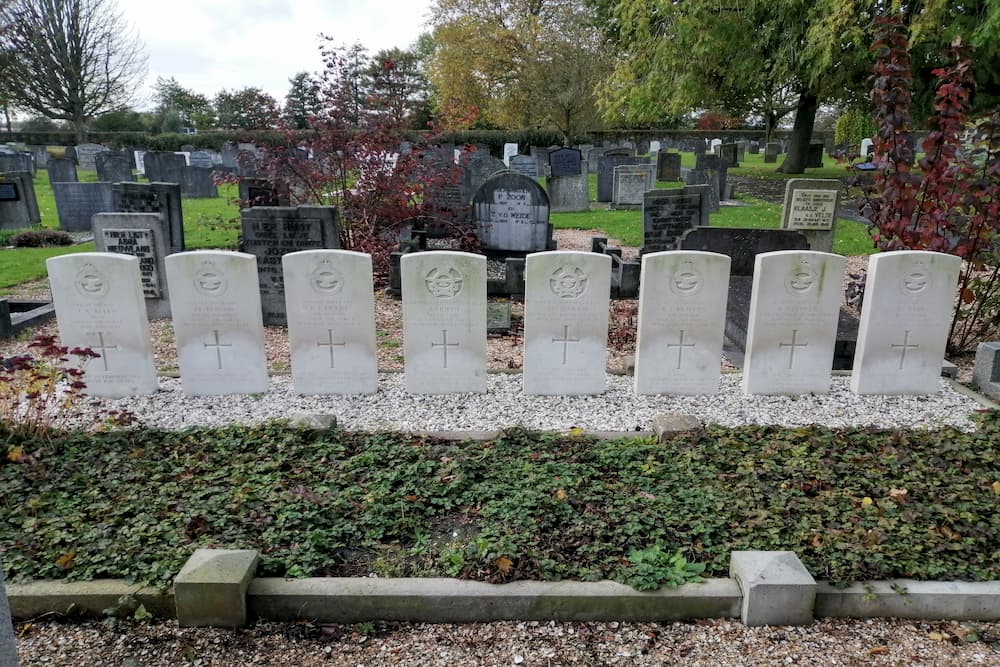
top-left (834, 109), bottom-right (876, 148)
top-left (10, 229), bottom-right (74, 248)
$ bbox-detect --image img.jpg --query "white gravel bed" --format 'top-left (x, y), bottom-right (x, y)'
top-left (83, 373), bottom-right (986, 433)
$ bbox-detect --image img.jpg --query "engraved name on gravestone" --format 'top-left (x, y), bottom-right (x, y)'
top-left (52, 181), bottom-right (114, 231)
top-left (742, 250), bottom-right (845, 395)
top-left (0, 172), bottom-right (41, 229)
top-left (549, 148), bottom-right (582, 177)
top-left (401, 251), bottom-right (487, 394)
top-left (46, 253), bottom-right (158, 396)
top-left (473, 172), bottom-right (553, 253)
top-left (93, 212), bottom-right (171, 319)
top-left (635, 251), bottom-right (730, 394)
top-left (112, 182), bottom-right (184, 253)
top-left (47, 157), bottom-right (78, 183)
top-left (523, 251), bottom-right (611, 395)
top-left (780, 179), bottom-right (841, 253)
top-left (94, 151), bottom-right (134, 183)
top-left (283, 250), bottom-right (378, 395)
top-left (641, 188), bottom-right (706, 254)
top-left (851, 251), bottom-right (961, 394)
top-left (240, 206), bottom-right (340, 327)
top-left (165, 251), bottom-right (269, 396)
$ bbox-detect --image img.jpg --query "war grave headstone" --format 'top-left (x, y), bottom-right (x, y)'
top-left (523, 251), bottom-right (611, 395)
top-left (611, 164), bottom-right (655, 209)
top-left (641, 188), bottom-right (708, 254)
top-left (503, 142), bottom-right (519, 166)
top-left (656, 151), bottom-right (682, 181)
top-left (719, 142), bottom-right (739, 168)
top-left (47, 157), bottom-right (78, 183)
top-left (52, 181), bottom-right (114, 232)
top-left (597, 153), bottom-right (647, 202)
top-left (851, 251), bottom-right (961, 394)
top-left (972, 342), bottom-right (1000, 401)
top-left (742, 250), bottom-right (846, 394)
top-left (547, 170), bottom-right (589, 213)
top-left (508, 155), bottom-right (539, 177)
top-left (112, 182), bottom-right (184, 253)
top-left (0, 172), bottom-right (41, 230)
top-left (634, 251), bottom-right (731, 394)
top-left (165, 250), bottom-right (269, 396)
top-left (467, 152), bottom-right (507, 195)
top-left (806, 142), bottom-right (824, 168)
top-left (764, 142), bottom-right (780, 163)
top-left (549, 148), bottom-right (582, 178)
top-left (0, 152), bottom-right (33, 175)
top-left (92, 212), bottom-right (172, 319)
top-left (282, 249), bottom-right (378, 395)
top-left (189, 151), bottom-right (214, 168)
top-left (860, 138), bottom-right (874, 157)
top-left (74, 143), bottom-right (110, 171)
top-left (46, 253), bottom-right (158, 396)
top-left (780, 179), bottom-right (841, 253)
top-left (401, 251), bottom-right (487, 394)
top-left (95, 151), bottom-right (134, 183)
top-left (240, 205), bottom-right (340, 327)
top-left (474, 171), bottom-right (553, 254)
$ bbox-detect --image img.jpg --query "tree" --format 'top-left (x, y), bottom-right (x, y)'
top-left (90, 108), bottom-right (146, 132)
top-left (153, 76), bottom-right (214, 130)
top-left (214, 87), bottom-right (279, 129)
top-left (0, 0), bottom-right (147, 142)
top-left (365, 46), bottom-right (433, 129)
top-left (283, 72), bottom-right (322, 129)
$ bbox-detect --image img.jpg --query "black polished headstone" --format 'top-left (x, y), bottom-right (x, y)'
top-left (548, 148), bottom-right (582, 177)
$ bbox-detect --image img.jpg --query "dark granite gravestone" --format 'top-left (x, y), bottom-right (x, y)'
top-left (143, 151), bottom-right (187, 183)
top-left (749, 141), bottom-right (760, 155)
top-left (240, 205), bottom-right (340, 326)
top-left (764, 142), bottom-right (780, 163)
top-left (467, 152), bottom-right (507, 196)
top-left (47, 157), bottom-right (78, 183)
top-left (0, 172), bottom-right (41, 229)
top-left (181, 166), bottom-right (218, 198)
top-left (585, 147), bottom-right (604, 174)
top-left (112, 181), bottom-right (184, 253)
top-left (637, 138), bottom-right (651, 155)
top-left (93, 212), bottom-right (172, 318)
top-left (221, 143), bottom-right (239, 168)
top-left (641, 188), bottom-right (708, 253)
top-left (597, 153), bottom-right (648, 202)
top-left (52, 182), bottom-right (114, 231)
top-left (548, 148), bottom-right (582, 177)
top-left (693, 140), bottom-right (706, 155)
top-left (473, 171), bottom-right (553, 254)
top-left (685, 169), bottom-right (720, 212)
top-left (189, 151), bottom-right (214, 168)
top-left (0, 152), bottom-right (33, 176)
top-left (719, 142), bottom-right (739, 168)
top-left (656, 152), bottom-right (681, 181)
top-left (508, 155), bottom-right (539, 177)
top-left (807, 142), bottom-right (824, 168)
top-left (238, 177), bottom-right (291, 207)
top-left (74, 143), bottom-right (110, 170)
top-left (95, 151), bottom-right (134, 183)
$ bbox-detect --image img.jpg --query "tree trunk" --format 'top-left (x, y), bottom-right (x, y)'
top-left (777, 89), bottom-right (818, 174)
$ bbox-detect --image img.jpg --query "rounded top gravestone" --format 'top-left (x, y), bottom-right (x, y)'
top-left (472, 171), bottom-right (552, 254)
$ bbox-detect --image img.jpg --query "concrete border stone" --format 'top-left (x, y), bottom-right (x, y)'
top-left (5, 580), bottom-right (173, 619)
top-left (816, 580), bottom-right (1000, 621)
top-left (730, 551), bottom-right (816, 626)
top-left (174, 549), bottom-right (258, 628)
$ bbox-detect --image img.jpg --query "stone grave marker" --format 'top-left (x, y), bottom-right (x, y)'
top-left (764, 142), bottom-right (780, 163)
top-left (95, 151), bottom-right (134, 183)
top-left (74, 143), bottom-right (109, 170)
top-left (189, 151), bottom-right (214, 168)
top-left (46, 253), bottom-right (158, 396)
top-left (546, 171), bottom-right (589, 213)
top-left (240, 205), bottom-right (340, 326)
top-left (424, 161), bottom-right (473, 227)
top-left (112, 182), bottom-right (184, 253)
top-left (467, 152), bottom-right (507, 196)
top-left (972, 342), bottom-right (1000, 401)
top-left (860, 138), bottom-right (874, 157)
top-left (806, 142), bottom-right (824, 168)
top-left (165, 251), bottom-right (269, 396)
top-left (503, 142), bottom-right (519, 166)
top-left (635, 251), bottom-right (731, 394)
top-left (685, 169), bottom-right (720, 212)
top-left (736, 141), bottom-right (748, 162)
top-left (597, 153), bottom-right (647, 202)
top-left (523, 251), bottom-right (611, 395)
top-left (238, 177), bottom-right (291, 207)
top-left (142, 151), bottom-right (185, 183)
top-left (508, 155), bottom-right (539, 177)
top-left (719, 142), bottom-right (739, 168)
top-left (656, 152), bottom-right (681, 181)
top-left (749, 141), bottom-right (760, 155)
top-left (0, 152), bottom-right (32, 175)
top-left (0, 172), bottom-right (41, 229)
top-left (52, 182), bottom-right (114, 231)
top-left (693, 139), bottom-right (706, 155)
top-left (31, 144), bottom-right (49, 168)
top-left (641, 188), bottom-right (708, 253)
top-left (401, 251), bottom-right (487, 393)
top-left (649, 140), bottom-right (661, 154)
top-left (221, 143), bottom-right (239, 168)
top-left (549, 148), bottom-right (582, 177)
top-left (93, 212), bottom-right (172, 318)
top-left (47, 157), bottom-right (78, 183)
top-left (851, 251), bottom-right (961, 394)
top-left (182, 166), bottom-right (218, 198)
top-left (133, 150), bottom-right (146, 175)
top-left (474, 171), bottom-right (553, 253)
top-left (710, 138), bottom-right (722, 155)
top-left (742, 250), bottom-right (845, 394)
top-left (282, 249), bottom-right (378, 395)
top-left (586, 147), bottom-right (604, 174)
top-left (780, 179), bottom-right (841, 253)
top-left (612, 164), bottom-right (655, 209)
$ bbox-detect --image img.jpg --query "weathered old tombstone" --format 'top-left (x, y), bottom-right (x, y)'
top-left (238, 177), bottom-right (291, 207)
top-left (612, 163), bottom-right (656, 209)
top-left (282, 249), bottom-right (378, 395)
top-left (240, 205), bottom-right (340, 327)
top-left (0, 172), bottom-right (41, 230)
top-left (503, 142), bottom-right (519, 166)
top-left (221, 143), bottom-right (239, 167)
top-left (548, 148), bottom-right (582, 177)
top-left (143, 151), bottom-right (187, 184)
top-left (693, 139), bottom-right (706, 155)
top-left (685, 169), bottom-right (720, 213)
top-left (0, 152), bottom-right (33, 175)
top-left (467, 152), bottom-right (507, 196)
top-left (182, 166), bottom-right (218, 198)
top-left (424, 161), bottom-right (473, 228)
top-left (473, 171), bottom-right (553, 254)
top-left (780, 179), bottom-right (841, 253)
top-left (92, 212), bottom-right (172, 318)
top-left (764, 142), bottom-right (780, 163)
top-left (112, 182), bottom-right (185, 253)
top-left (736, 141), bottom-right (748, 162)
top-left (401, 251), bottom-right (487, 393)
top-left (806, 142), bottom-right (825, 168)
top-left (165, 250), bottom-right (269, 396)
top-left (641, 188), bottom-right (708, 254)
top-left (74, 143), bottom-right (110, 171)
top-left (46, 253), bottom-right (158, 396)
top-left (523, 251), bottom-right (611, 395)
top-left (972, 342), bottom-right (1000, 401)
top-left (52, 182), bottom-right (114, 232)
top-left (742, 250), bottom-right (845, 394)
top-left (656, 151), bottom-right (681, 181)
top-left (94, 151), bottom-right (134, 183)
top-left (546, 171), bottom-right (589, 213)
top-left (47, 157), bottom-right (78, 183)
top-left (189, 150), bottom-right (214, 168)
top-left (749, 141), bottom-right (760, 155)
top-left (508, 155), bottom-right (539, 177)
top-left (710, 138), bottom-right (723, 155)
top-left (719, 143), bottom-right (739, 168)
top-left (648, 140), bottom-right (661, 154)
top-left (597, 153), bottom-right (648, 202)
top-left (586, 147), bottom-right (604, 174)
top-left (635, 251), bottom-right (731, 394)
top-left (851, 251), bottom-right (961, 394)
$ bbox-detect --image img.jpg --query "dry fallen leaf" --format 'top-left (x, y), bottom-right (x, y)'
top-left (992, 480), bottom-right (1000, 496)
top-left (55, 550), bottom-right (76, 570)
top-left (869, 646), bottom-right (888, 655)
top-left (554, 488), bottom-right (567, 501)
top-left (928, 631), bottom-right (948, 641)
top-left (889, 487), bottom-right (908, 499)
top-left (494, 556), bottom-right (513, 573)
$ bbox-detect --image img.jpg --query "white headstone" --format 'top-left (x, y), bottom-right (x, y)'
top-left (634, 251), bottom-right (730, 394)
top-left (45, 253), bottom-right (158, 397)
top-left (165, 251), bottom-right (269, 396)
top-left (401, 251), bottom-right (487, 394)
top-left (282, 250), bottom-right (378, 395)
top-left (503, 142), bottom-right (519, 166)
top-left (851, 251), bottom-right (960, 394)
top-left (174, 151), bottom-right (191, 166)
top-left (860, 137), bottom-right (873, 157)
top-left (649, 140), bottom-right (661, 154)
top-left (711, 138), bottom-right (723, 154)
top-left (742, 250), bottom-right (845, 395)
top-left (523, 251), bottom-right (612, 395)
top-left (133, 150), bottom-right (146, 175)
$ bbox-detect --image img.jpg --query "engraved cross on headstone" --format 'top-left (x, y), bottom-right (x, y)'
top-left (891, 330), bottom-right (919, 370)
top-left (431, 329), bottom-right (459, 369)
top-left (317, 329), bottom-right (346, 368)
top-left (667, 329), bottom-right (695, 370)
top-left (204, 329), bottom-right (232, 370)
top-left (88, 331), bottom-right (118, 371)
top-left (552, 324), bottom-right (580, 365)
top-left (779, 329), bottom-right (808, 369)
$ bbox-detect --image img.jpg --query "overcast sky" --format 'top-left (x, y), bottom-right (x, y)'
top-left (119, 0), bottom-right (434, 109)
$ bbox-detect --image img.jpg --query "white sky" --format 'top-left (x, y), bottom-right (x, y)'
top-left (118, 0), bottom-right (434, 109)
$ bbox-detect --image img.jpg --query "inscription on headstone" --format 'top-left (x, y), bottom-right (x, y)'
top-left (473, 172), bottom-right (553, 253)
top-left (549, 148), bottom-right (582, 177)
top-left (641, 189), bottom-right (706, 253)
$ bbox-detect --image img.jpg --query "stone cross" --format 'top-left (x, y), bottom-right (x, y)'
top-left (552, 325), bottom-right (580, 364)
top-left (431, 329), bottom-right (459, 369)
top-left (204, 330), bottom-right (231, 370)
top-left (667, 329), bottom-right (696, 370)
top-left (779, 329), bottom-right (809, 369)
top-left (891, 330), bottom-right (919, 370)
top-left (318, 329), bottom-right (346, 368)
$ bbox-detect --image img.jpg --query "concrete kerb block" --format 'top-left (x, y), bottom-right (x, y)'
top-left (816, 580), bottom-right (1000, 621)
top-left (730, 551), bottom-right (816, 626)
top-left (651, 414), bottom-right (703, 442)
top-left (174, 549), bottom-right (258, 628)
